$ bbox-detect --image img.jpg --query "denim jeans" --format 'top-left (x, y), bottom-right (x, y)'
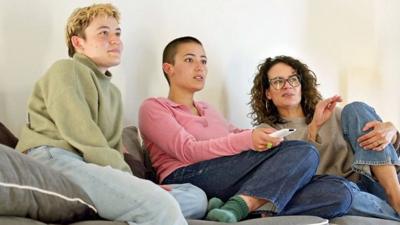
top-left (164, 140), bottom-right (352, 218)
top-left (342, 101), bottom-right (400, 221)
top-left (27, 146), bottom-right (188, 225)
top-left (167, 183), bottom-right (207, 219)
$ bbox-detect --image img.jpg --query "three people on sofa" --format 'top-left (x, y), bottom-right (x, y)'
top-left (16, 4), bottom-right (206, 225)
top-left (15, 2), bottom-right (400, 224)
top-left (248, 55), bottom-right (400, 221)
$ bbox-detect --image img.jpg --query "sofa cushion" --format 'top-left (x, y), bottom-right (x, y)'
top-left (330, 215), bottom-right (400, 225)
top-left (188, 216), bottom-right (329, 225)
top-left (0, 144), bottom-right (97, 223)
top-left (122, 126), bottom-right (157, 182)
top-left (0, 122), bottom-right (18, 148)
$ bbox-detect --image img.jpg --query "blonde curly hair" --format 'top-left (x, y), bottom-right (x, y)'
top-left (65, 3), bottom-right (120, 57)
top-left (249, 55), bottom-right (322, 126)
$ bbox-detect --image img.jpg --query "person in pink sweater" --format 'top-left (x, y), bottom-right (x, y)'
top-left (139, 36), bottom-right (353, 223)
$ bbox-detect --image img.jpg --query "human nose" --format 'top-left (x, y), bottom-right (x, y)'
top-left (110, 33), bottom-right (122, 45)
top-left (282, 79), bottom-right (292, 89)
top-left (195, 60), bottom-right (205, 71)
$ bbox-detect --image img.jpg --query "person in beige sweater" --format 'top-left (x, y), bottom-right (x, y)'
top-left (249, 55), bottom-right (400, 221)
top-left (16, 3), bottom-right (202, 225)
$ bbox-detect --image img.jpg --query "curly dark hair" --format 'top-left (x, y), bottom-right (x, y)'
top-left (248, 55), bottom-right (322, 126)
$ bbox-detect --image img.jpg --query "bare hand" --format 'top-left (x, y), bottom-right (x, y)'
top-left (310, 95), bottom-right (342, 129)
top-left (357, 121), bottom-right (397, 151)
top-left (308, 95), bottom-right (342, 141)
top-left (252, 127), bottom-right (283, 151)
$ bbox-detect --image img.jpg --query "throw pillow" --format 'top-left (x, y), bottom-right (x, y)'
top-left (0, 122), bottom-right (18, 148)
top-left (122, 126), bottom-right (157, 182)
top-left (0, 144), bottom-right (97, 223)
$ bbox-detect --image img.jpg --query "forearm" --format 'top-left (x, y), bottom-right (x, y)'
top-left (307, 123), bottom-right (319, 142)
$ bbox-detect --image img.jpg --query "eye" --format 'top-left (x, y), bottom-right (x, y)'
top-left (99, 30), bottom-right (109, 36)
top-left (274, 79), bottom-right (284, 85)
top-left (288, 76), bottom-right (297, 82)
top-left (184, 58), bottom-right (193, 63)
top-left (201, 59), bottom-right (207, 65)
top-left (115, 31), bottom-right (121, 37)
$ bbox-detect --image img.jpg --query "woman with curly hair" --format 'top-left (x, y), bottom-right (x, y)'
top-left (249, 55), bottom-right (400, 221)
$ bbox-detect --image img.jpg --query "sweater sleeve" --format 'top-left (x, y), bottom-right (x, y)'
top-left (139, 99), bottom-right (253, 164)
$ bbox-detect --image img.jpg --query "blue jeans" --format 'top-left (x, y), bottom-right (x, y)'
top-left (27, 146), bottom-right (188, 225)
top-left (342, 101), bottom-right (400, 221)
top-left (164, 140), bottom-right (352, 219)
top-left (168, 183), bottom-right (207, 219)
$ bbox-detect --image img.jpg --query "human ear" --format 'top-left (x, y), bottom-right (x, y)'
top-left (71, 36), bottom-right (84, 53)
top-left (265, 89), bottom-right (272, 100)
top-left (162, 63), bottom-right (173, 76)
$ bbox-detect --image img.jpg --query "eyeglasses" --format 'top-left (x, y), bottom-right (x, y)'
top-left (268, 74), bottom-right (301, 90)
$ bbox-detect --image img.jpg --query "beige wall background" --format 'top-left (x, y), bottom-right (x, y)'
top-left (0, 0), bottom-right (399, 135)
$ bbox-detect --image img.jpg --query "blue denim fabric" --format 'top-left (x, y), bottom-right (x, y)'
top-left (348, 181), bottom-right (400, 221)
top-left (168, 183), bottom-right (207, 219)
top-left (27, 146), bottom-right (188, 225)
top-left (164, 140), bottom-right (352, 218)
top-left (341, 101), bottom-right (400, 221)
top-left (279, 175), bottom-right (352, 218)
top-left (341, 101), bottom-right (400, 180)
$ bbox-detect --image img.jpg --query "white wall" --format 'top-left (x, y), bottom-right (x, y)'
top-left (1, 0), bottom-right (399, 135)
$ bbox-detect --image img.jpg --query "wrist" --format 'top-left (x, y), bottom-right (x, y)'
top-left (308, 122), bottom-right (319, 141)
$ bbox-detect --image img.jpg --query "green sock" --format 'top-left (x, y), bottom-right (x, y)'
top-left (207, 197), bottom-right (225, 212)
top-left (206, 196), bottom-right (249, 223)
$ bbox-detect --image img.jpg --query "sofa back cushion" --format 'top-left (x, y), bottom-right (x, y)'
top-left (0, 122), bottom-right (18, 148)
top-left (122, 126), bottom-right (157, 182)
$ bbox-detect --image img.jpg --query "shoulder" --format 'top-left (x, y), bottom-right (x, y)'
top-left (40, 58), bottom-right (93, 84)
top-left (48, 58), bottom-right (91, 74)
top-left (45, 59), bottom-right (74, 78)
top-left (139, 97), bottom-right (171, 113)
top-left (141, 97), bottom-right (168, 107)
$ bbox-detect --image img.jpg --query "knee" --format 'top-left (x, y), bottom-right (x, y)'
top-left (342, 101), bottom-right (371, 120)
top-left (284, 140), bottom-right (320, 167)
top-left (319, 176), bottom-right (353, 217)
top-left (156, 188), bottom-right (185, 216)
top-left (169, 183), bottom-right (207, 219)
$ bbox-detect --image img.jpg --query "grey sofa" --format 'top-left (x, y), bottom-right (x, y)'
top-left (0, 215), bottom-right (399, 225)
top-left (0, 123), bottom-right (399, 225)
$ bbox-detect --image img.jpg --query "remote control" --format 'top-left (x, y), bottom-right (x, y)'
top-left (269, 128), bottom-right (296, 138)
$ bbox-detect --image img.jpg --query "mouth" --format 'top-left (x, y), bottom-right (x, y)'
top-left (193, 75), bottom-right (204, 81)
top-left (108, 49), bottom-right (121, 54)
top-left (282, 93), bottom-right (295, 97)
